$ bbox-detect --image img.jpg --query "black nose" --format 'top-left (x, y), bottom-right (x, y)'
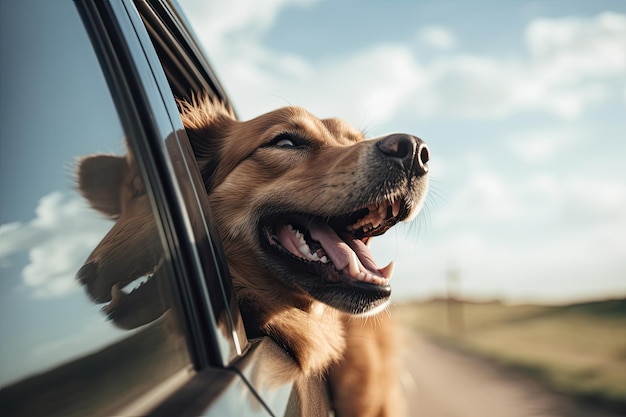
top-left (376, 134), bottom-right (429, 176)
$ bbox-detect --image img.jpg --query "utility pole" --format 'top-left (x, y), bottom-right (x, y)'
top-left (446, 267), bottom-right (464, 335)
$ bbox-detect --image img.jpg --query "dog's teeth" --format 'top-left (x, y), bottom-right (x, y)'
top-left (102, 284), bottom-right (124, 314)
top-left (392, 200), bottom-right (401, 217)
top-left (379, 260), bottom-right (395, 279)
top-left (320, 256), bottom-right (329, 263)
top-left (299, 244), bottom-right (312, 257)
top-left (357, 272), bottom-right (365, 280)
top-left (347, 253), bottom-right (361, 278)
top-left (367, 273), bottom-right (389, 285)
top-left (348, 204), bottom-right (393, 233)
top-left (310, 253), bottom-right (320, 261)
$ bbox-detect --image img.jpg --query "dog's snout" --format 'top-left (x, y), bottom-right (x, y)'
top-left (376, 134), bottom-right (429, 176)
top-left (77, 261), bottom-right (97, 286)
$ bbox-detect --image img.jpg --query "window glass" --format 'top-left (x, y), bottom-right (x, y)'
top-left (0, 2), bottom-right (191, 416)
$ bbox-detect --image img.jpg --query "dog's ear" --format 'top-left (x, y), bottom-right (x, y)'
top-left (178, 94), bottom-right (236, 192)
top-left (76, 155), bottom-right (128, 219)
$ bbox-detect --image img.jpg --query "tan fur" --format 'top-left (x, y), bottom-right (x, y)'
top-left (180, 96), bottom-right (428, 416)
top-left (329, 314), bottom-right (406, 417)
top-left (77, 94), bottom-right (428, 416)
top-left (180, 104), bottom-right (367, 376)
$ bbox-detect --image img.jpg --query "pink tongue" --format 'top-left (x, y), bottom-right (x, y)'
top-left (308, 221), bottom-right (379, 274)
top-left (342, 235), bottom-right (379, 272)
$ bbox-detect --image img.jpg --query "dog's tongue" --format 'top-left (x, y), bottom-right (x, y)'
top-left (308, 221), bottom-right (394, 285)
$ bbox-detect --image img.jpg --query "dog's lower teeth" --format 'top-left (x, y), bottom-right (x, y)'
top-left (299, 244), bottom-right (312, 257)
top-left (283, 224), bottom-right (331, 263)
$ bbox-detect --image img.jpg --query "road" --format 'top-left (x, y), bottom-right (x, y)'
top-left (403, 334), bottom-right (624, 417)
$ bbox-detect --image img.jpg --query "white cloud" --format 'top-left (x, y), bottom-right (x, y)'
top-left (425, 12), bottom-right (626, 120)
top-left (0, 192), bottom-right (111, 298)
top-left (417, 26), bottom-right (457, 50)
top-left (182, 0), bottom-right (315, 52)
top-left (525, 11), bottom-right (626, 78)
top-left (552, 176), bottom-right (626, 226)
top-left (431, 150), bottom-right (626, 229)
top-left (506, 128), bottom-right (579, 163)
top-left (294, 45), bottom-right (429, 125)
top-left (372, 167), bottom-right (626, 303)
top-left (368, 147), bottom-right (626, 302)
top-left (179, 3), bottom-right (626, 124)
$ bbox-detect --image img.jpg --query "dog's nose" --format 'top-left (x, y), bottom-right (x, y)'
top-left (376, 134), bottom-right (429, 176)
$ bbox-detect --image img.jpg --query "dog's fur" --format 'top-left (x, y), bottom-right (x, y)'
top-left (76, 95), bottom-right (429, 416)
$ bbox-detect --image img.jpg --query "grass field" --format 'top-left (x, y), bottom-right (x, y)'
top-left (397, 298), bottom-right (626, 411)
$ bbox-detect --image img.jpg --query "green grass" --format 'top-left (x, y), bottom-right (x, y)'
top-left (397, 298), bottom-right (626, 412)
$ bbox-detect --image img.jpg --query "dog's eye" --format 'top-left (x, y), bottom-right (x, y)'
top-left (276, 138), bottom-right (295, 148)
top-left (265, 133), bottom-right (303, 149)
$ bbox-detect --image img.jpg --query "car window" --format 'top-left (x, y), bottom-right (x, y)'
top-left (0, 2), bottom-right (192, 416)
top-left (132, 0), bottom-right (248, 361)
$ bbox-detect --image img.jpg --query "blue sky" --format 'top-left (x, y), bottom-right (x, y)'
top-left (0, 0), bottom-right (624, 387)
top-left (179, 0), bottom-right (626, 303)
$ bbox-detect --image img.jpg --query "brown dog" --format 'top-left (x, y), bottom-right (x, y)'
top-left (180, 96), bottom-right (429, 416)
top-left (76, 95), bottom-right (429, 416)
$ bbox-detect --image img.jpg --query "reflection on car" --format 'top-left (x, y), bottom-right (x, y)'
top-left (75, 148), bottom-right (173, 330)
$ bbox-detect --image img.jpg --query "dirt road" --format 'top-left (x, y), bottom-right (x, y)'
top-left (404, 334), bottom-right (624, 417)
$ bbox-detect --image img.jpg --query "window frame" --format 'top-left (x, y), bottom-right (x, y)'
top-left (74, 0), bottom-right (243, 371)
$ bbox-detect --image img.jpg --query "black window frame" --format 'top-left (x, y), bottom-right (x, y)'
top-left (73, 0), bottom-right (244, 371)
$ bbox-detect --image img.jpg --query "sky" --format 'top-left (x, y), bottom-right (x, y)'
top-left (178, 0), bottom-right (626, 303)
top-left (0, 0), bottom-right (624, 388)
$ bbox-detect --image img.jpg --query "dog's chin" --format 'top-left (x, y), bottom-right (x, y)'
top-left (258, 197), bottom-right (411, 315)
top-left (265, 257), bottom-right (393, 315)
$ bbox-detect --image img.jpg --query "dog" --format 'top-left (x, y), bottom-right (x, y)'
top-left (76, 94), bottom-right (429, 416)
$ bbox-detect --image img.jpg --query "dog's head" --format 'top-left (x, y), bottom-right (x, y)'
top-left (75, 152), bottom-right (168, 329)
top-left (181, 96), bottom-right (429, 317)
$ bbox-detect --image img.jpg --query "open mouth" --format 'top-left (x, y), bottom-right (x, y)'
top-left (261, 197), bottom-right (407, 291)
top-left (101, 271), bottom-right (171, 330)
top-left (77, 261), bottom-right (169, 330)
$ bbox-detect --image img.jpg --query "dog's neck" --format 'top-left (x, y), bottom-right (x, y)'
top-left (239, 298), bottom-right (346, 377)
